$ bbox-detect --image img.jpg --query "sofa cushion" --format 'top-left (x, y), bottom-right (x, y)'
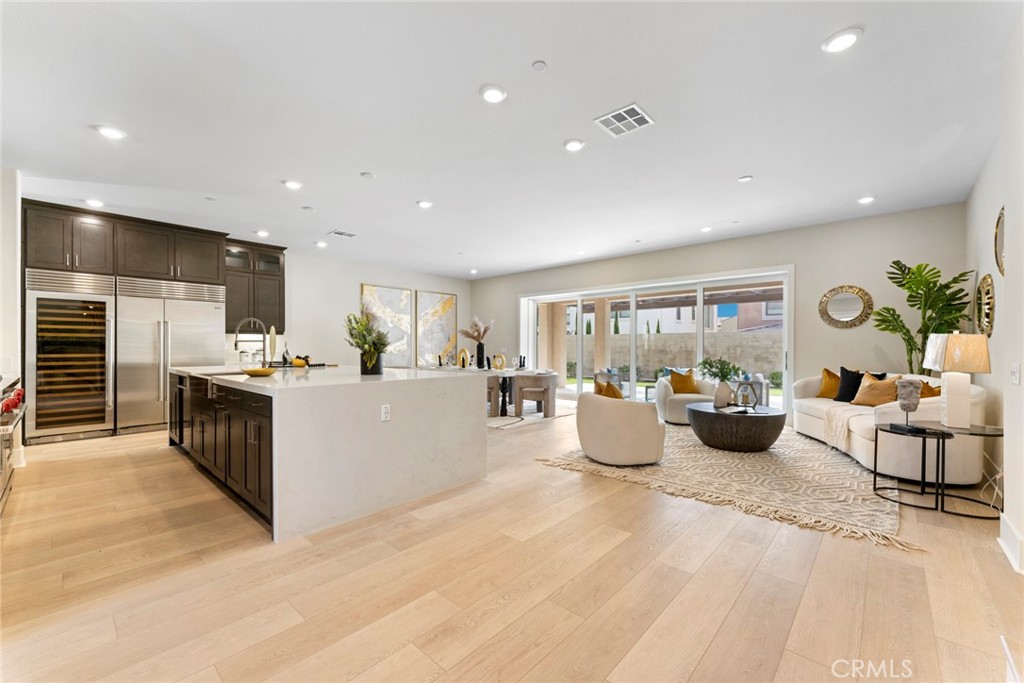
top-left (816, 368), bottom-right (840, 399)
top-left (848, 413), bottom-right (877, 442)
top-left (920, 381), bottom-right (941, 398)
top-left (793, 397), bottom-right (838, 420)
top-left (670, 369), bottom-right (699, 394)
top-left (851, 374), bottom-right (902, 407)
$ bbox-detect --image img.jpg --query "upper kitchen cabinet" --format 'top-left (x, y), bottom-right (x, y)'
top-left (116, 222), bottom-right (225, 284)
top-left (175, 231), bottom-right (225, 284)
top-left (24, 206), bottom-right (114, 274)
top-left (224, 240), bottom-right (286, 333)
top-left (225, 243), bottom-right (285, 276)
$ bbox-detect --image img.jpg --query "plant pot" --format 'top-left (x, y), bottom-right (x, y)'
top-left (360, 354), bottom-right (382, 376)
top-left (713, 380), bottom-right (733, 408)
top-left (476, 342), bottom-right (485, 370)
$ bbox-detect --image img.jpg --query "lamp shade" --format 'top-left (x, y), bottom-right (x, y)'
top-left (923, 333), bottom-right (991, 373)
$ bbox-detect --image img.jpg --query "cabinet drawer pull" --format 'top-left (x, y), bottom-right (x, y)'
top-left (249, 401), bottom-right (263, 407)
top-left (65, 254), bottom-right (70, 267)
top-left (74, 254), bottom-right (79, 267)
top-left (177, 265), bottom-right (181, 277)
top-left (170, 264), bottom-right (174, 276)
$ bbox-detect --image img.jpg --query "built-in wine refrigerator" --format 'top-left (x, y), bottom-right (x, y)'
top-left (25, 270), bottom-right (115, 443)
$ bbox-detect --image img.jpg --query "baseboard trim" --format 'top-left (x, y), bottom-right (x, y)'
top-left (998, 516), bottom-right (1024, 575)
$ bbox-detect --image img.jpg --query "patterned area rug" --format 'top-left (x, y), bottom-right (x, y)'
top-left (539, 424), bottom-right (922, 550)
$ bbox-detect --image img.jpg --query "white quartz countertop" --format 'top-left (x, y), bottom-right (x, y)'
top-left (170, 365), bottom-right (486, 397)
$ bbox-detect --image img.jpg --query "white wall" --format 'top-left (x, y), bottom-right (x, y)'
top-left (472, 203), bottom-right (968, 383)
top-left (282, 251), bottom-right (472, 367)
top-left (966, 12), bottom-right (1023, 572)
top-left (0, 168), bottom-right (22, 377)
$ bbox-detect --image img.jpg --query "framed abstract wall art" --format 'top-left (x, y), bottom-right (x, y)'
top-left (360, 284), bottom-right (412, 367)
top-left (416, 290), bottom-right (457, 367)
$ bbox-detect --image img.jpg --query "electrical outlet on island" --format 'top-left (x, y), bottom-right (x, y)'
top-left (381, 404), bottom-right (391, 421)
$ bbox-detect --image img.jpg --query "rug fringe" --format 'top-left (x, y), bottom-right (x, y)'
top-left (536, 456), bottom-right (927, 552)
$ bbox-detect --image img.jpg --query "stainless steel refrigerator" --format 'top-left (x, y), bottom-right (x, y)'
top-left (116, 277), bottom-right (225, 433)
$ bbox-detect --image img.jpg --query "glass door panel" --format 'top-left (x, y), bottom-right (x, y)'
top-left (536, 299), bottom-right (576, 393)
top-left (582, 294), bottom-right (631, 398)
top-left (635, 288), bottom-right (698, 402)
top-left (702, 281), bottom-right (785, 408)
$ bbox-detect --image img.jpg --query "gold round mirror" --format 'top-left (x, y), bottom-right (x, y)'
top-left (976, 273), bottom-right (995, 337)
top-left (819, 285), bottom-right (874, 328)
top-left (994, 207), bottom-right (1005, 277)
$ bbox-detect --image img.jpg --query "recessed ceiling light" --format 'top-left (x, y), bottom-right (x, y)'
top-left (470, 269), bottom-right (478, 275)
top-left (479, 84), bottom-right (507, 104)
top-left (575, 250), bottom-right (587, 255)
top-left (564, 139), bottom-right (586, 152)
top-left (282, 180), bottom-right (303, 190)
top-left (95, 126), bottom-right (127, 140)
top-left (532, 60), bottom-right (548, 72)
top-left (256, 230), bottom-right (270, 238)
top-left (360, 171), bottom-right (376, 179)
top-left (737, 175), bottom-right (754, 183)
top-left (822, 27), bottom-right (863, 53)
top-left (85, 199), bottom-right (104, 208)
top-left (858, 196), bottom-right (875, 204)
top-left (315, 241), bottom-right (328, 248)
top-left (701, 226), bottom-right (712, 233)
top-left (417, 200), bottom-right (433, 209)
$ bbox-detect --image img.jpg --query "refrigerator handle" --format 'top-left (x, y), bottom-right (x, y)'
top-left (164, 321), bottom-right (171, 384)
top-left (157, 321), bottom-right (165, 402)
top-left (105, 318), bottom-right (114, 410)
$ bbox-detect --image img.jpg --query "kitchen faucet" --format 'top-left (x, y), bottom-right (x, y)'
top-left (233, 318), bottom-right (269, 368)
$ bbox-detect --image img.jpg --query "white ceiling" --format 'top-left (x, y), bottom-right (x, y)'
top-left (2, 2), bottom-right (1020, 279)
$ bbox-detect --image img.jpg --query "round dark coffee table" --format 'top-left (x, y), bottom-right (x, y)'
top-left (686, 402), bottom-right (786, 452)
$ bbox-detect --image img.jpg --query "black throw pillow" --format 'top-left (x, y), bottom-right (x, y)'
top-left (833, 367), bottom-right (887, 402)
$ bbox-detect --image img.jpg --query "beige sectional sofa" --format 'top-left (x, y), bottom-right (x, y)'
top-left (792, 373), bottom-right (985, 484)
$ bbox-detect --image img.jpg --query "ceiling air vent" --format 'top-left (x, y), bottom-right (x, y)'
top-left (329, 230), bottom-right (357, 238)
top-left (594, 103), bottom-right (654, 138)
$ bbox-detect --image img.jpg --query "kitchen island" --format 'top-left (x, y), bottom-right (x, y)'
top-left (168, 365), bottom-right (487, 541)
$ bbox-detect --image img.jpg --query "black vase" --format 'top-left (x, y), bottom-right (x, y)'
top-left (476, 342), bottom-right (485, 369)
top-left (360, 354), bottom-right (382, 376)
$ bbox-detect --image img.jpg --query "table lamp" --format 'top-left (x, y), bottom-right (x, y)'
top-left (922, 332), bottom-right (990, 428)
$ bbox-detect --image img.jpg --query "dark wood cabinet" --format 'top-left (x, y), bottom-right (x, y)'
top-left (190, 384), bottom-right (272, 523)
top-left (117, 222), bottom-right (225, 284)
top-left (245, 412), bottom-right (273, 519)
top-left (253, 274), bottom-right (284, 332)
top-left (24, 206), bottom-right (114, 274)
top-left (116, 220), bottom-right (175, 280)
top-left (176, 231), bottom-right (225, 284)
top-left (224, 240), bottom-right (286, 333)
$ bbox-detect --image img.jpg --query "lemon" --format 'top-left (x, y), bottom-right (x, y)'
top-left (292, 358), bottom-right (307, 367)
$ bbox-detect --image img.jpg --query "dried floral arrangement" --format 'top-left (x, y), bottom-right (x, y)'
top-left (458, 317), bottom-right (493, 343)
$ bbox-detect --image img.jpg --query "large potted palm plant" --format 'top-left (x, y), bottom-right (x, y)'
top-left (871, 260), bottom-right (973, 374)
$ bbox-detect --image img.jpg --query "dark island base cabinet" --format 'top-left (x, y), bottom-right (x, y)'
top-left (182, 379), bottom-right (272, 524)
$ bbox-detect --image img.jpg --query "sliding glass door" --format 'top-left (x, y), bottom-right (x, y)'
top-left (526, 268), bottom-right (791, 409)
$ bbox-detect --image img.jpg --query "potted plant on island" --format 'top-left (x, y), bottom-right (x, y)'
top-left (697, 356), bottom-right (744, 408)
top-left (345, 308), bottom-right (390, 375)
top-left (458, 317), bottom-right (494, 369)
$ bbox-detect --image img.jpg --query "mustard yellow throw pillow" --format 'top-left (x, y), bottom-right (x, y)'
top-left (920, 382), bottom-right (941, 398)
top-left (851, 374), bottom-right (902, 407)
top-left (816, 368), bottom-right (840, 399)
top-left (594, 380), bottom-right (607, 396)
top-left (669, 369), bottom-right (700, 394)
top-left (602, 382), bottom-right (624, 399)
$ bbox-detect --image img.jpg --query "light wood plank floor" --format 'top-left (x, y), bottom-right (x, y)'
top-left (2, 417), bottom-right (1021, 682)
